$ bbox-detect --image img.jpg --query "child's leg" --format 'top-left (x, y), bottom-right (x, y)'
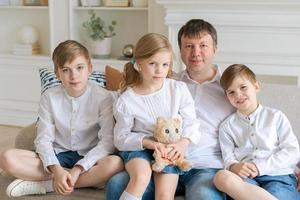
top-left (0, 149), bottom-right (53, 197)
top-left (154, 172), bottom-right (178, 200)
top-left (260, 174), bottom-right (299, 200)
top-left (0, 149), bottom-right (50, 180)
top-left (73, 155), bottom-right (123, 188)
top-left (121, 158), bottom-right (152, 199)
top-left (213, 170), bottom-right (277, 200)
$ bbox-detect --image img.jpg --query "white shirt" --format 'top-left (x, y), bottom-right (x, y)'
top-left (176, 66), bottom-right (235, 169)
top-left (35, 82), bottom-right (115, 172)
top-left (113, 79), bottom-right (201, 151)
top-left (219, 104), bottom-right (300, 176)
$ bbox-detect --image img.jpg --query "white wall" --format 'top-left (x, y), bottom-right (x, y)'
top-left (157, 0), bottom-right (300, 84)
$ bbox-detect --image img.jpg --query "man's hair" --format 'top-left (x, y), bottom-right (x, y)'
top-left (178, 19), bottom-right (218, 49)
top-left (52, 40), bottom-right (91, 73)
top-left (220, 64), bottom-right (257, 91)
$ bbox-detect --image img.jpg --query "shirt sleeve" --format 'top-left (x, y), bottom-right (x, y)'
top-left (76, 93), bottom-right (115, 171)
top-left (34, 92), bottom-right (60, 173)
top-left (219, 119), bottom-right (239, 169)
top-left (178, 82), bottom-right (202, 144)
top-left (253, 111), bottom-right (300, 175)
top-left (113, 98), bottom-right (148, 151)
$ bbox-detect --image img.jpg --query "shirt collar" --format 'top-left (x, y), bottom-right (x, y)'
top-left (237, 104), bottom-right (263, 122)
top-left (178, 64), bottom-right (221, 85)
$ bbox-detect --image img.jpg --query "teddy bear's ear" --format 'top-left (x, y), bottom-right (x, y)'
top-left (172, 118), bottom-right (181, 126)
top-left (157, 117), bottom-right (166, 125)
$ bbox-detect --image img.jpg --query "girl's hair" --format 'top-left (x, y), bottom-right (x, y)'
top-left (120, 33), bottom-right (173, 93)
top-left (52, 40), bottom-right (91, 73)
top-left (220, 64), bottom-right (257, 91)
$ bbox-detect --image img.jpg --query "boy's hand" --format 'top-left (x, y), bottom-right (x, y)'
top-left (49, 165), bottom-right (73, 195)
top-left (166, 138), bottom-right (190, 161)
top-left (69, 165), bottom-right (84, 187)
top-left (229, 162), bottom-right (258, 179)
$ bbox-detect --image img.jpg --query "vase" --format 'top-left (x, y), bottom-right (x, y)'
top-left (90, 37), bottom-right (112, 59)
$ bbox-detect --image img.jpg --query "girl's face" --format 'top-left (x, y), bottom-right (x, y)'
top-left (137, 51), bottom-right (171, 86)
top-left (56, 55), bottom-right (92, 97)
top-left (225, 76), bottom-right (260, 116)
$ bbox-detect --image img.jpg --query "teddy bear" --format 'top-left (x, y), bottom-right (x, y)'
top-left (152, 117), bottom-right (192, 172)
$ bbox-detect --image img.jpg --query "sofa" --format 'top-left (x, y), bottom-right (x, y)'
top-left (0, 83), bottom-right (300, 200)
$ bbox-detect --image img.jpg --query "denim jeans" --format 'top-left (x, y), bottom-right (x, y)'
top-left (105, 168), bottom-right (225, 200)
top-left (244, 174), bottom-right (300, 200)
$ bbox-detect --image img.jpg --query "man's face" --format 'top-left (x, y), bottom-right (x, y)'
top-left (180, 33), bottom-right (216, 74)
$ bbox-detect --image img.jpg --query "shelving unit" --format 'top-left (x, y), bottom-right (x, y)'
top-left (0, 5), bottom-right (50, 56)
top-left (68, 1), bottom-right (149, 66)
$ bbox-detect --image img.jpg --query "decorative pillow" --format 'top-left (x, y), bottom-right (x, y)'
top-left (105, 65), bottom-right (123, 91)
top-left (39, 68), bottom-right (106, 94)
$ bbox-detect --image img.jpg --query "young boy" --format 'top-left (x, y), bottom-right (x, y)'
top-left (213, 64), bottom-right (300, 200)
top-left (0, 40), bottom-right (123, 197)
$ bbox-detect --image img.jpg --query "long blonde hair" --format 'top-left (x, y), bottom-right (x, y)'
top-left (120, 33), bottom-right (173, 93)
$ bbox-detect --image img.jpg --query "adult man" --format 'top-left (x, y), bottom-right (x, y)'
top-left (106, 19), bottom-right (234, 200)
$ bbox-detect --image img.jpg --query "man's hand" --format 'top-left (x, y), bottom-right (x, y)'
top-left (295, 172), bottom-right (300, 191)
top-left (48, 165), bottom-right (73, 195)
top-left (229, 162), bottom-right (258, 179)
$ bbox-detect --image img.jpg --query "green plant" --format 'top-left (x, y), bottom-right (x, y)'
top-left (82, 10), bottom-right (117, 41)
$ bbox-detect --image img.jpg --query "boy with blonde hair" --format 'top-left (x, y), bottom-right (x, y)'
top-left (0, 40), bottom-right (123, 197)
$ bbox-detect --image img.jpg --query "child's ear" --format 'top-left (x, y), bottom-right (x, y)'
top-left (55, 70), bottom-right (61, 81)
top-left (88, 63), bottom-right (93, 74)
top-left (254, 81), bottom-right (260, 92)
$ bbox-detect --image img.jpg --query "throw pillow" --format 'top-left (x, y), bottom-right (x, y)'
top-left (105, 65), bottom-right (123, 91)
top-left (39, 68), bottom-right (106, 94)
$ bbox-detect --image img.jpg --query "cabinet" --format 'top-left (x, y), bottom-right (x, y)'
top-left (0, 0), bottom-right (166, 126)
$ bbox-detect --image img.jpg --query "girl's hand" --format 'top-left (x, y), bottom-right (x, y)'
top-left (229, 162), bottom-right (258, 179)
top-left (49, 165), bottom-right (73, 195)
top-left (155, 142), bottom-right (171, 158)
top-left (166, 138), bottom-right (190, 161)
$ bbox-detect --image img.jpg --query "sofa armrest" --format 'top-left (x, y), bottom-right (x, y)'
top-left (14, 123), bottom-right (37, 151)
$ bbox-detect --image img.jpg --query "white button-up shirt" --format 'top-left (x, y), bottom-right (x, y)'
top-left (35, 82), bottom-right (115, 172)
top-left (175, 66), bottom-right (235, 169)
top-left (113, 79), bottom-right (201, 151)
top-left (219, 104), bottom-right (300, 176)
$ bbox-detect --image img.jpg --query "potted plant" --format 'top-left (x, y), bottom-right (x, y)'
top-left (82, 10), bottom-right (117, 58)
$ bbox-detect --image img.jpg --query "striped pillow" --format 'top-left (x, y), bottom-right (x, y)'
top-left (39, 68), bottom-right (106, 94)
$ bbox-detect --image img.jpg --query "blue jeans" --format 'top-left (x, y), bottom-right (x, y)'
top-left (244, 174), bottom-right (300, 200)
top-left (56, 151), bottom-right (83, 168)
top-left (105, 168), bottom-right (225, 200)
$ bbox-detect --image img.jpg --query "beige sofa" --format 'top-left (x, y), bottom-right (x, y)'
top-left (1, 83), bottom-right (300, 200)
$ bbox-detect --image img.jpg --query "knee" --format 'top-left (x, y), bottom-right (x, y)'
top-left (105, 155), bottom-right (124, 172)
top-left (0, 149), bottom-right (17, 172)
top-left (213, 170), bottom-right (234, 191)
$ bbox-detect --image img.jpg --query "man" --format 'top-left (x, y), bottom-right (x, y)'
top-left (106, 19), bottom-right (234, 200)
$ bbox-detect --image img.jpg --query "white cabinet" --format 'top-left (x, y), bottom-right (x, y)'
top-left (0, 0), bottom-right (166, 126)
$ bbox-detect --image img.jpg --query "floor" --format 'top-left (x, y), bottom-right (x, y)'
top-left (0, 125), bottom-right (106, 199)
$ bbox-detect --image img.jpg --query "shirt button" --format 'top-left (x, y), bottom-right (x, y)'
top-left (251, 123), bottom-right (254, 126)
top-left (251, 133), bottom-right (254, 136)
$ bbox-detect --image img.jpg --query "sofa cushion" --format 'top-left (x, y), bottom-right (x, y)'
top-left (105, 65), bottom-right (123, 91)
top-left (39, 68), bottom-right (106, 94)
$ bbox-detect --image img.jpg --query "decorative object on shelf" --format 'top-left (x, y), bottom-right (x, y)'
top-left (131, 0), bottom-right (147, 7)
top-left (40, 0), bottom-right (48, 6)
top-left (82, 10), bottom-right (117, 58)
top-left (17, 25), bottom-right (39, 44)
top-left (80, 0), bottom-right (101, 7)
top-left (103, 0), bottom-right (128, 7)
top-left (23, 0), bottom-right (40, 6)
top-left (122, 44), bottom-right (134, 58)
top-left (13, 25), bottom-right (40, 55)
